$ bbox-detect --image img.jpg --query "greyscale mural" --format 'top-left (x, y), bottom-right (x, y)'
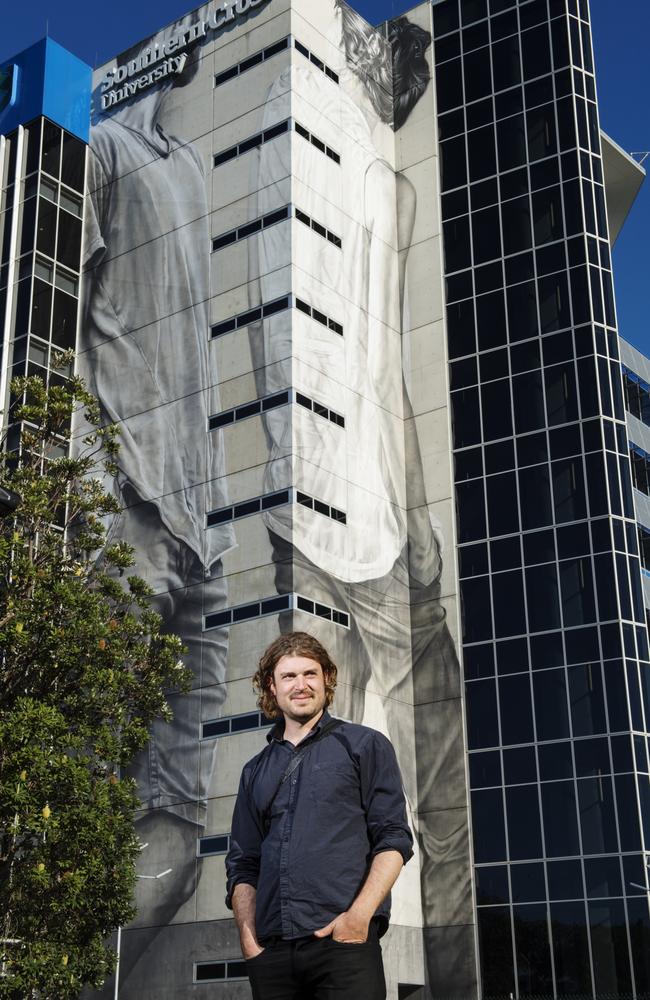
top-left (79, 0), bottom-right (474, 996)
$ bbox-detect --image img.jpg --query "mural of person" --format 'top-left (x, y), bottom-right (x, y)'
top-left (250, 1), bottom-right (468, 991)
top-left (79, 8), bottom-right (235, 988)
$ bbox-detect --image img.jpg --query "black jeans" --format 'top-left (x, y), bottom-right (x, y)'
top-left (246, 925), bottom-right (386, 1000)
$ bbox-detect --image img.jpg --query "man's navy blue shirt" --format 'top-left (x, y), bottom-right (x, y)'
top-left (225, 711), bottom-right (413, 942)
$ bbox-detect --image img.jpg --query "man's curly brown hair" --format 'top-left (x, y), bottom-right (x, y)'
top-left (254, 632), bottom-right (338, 719)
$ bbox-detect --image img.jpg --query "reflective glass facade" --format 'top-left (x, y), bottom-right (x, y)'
top-left (434, 0), bottom-right (650, 995)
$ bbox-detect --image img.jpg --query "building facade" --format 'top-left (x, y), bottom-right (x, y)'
top-left (0, 0), bottom-right (648, 998)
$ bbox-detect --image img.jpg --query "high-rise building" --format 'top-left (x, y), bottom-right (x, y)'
top-left (0, 1), bottom-right (648, 998)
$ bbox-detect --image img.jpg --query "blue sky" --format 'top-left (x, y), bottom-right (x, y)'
top-left (2, 0), bottom-right (648, 354)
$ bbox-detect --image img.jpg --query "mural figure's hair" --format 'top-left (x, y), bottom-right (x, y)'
top-left (389, 17), bottom-right (432, 131)
top-left (334, 0), bottom-right (394, 126)
top-left (254, 631), bottom-right (338, 719)
top-left (334, 0), bottom-right (431, 132)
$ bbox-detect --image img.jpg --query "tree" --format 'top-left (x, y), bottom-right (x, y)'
top-left (0, 360), bottom-right (190, 998)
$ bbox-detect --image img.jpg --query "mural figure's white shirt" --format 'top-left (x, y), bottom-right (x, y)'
top-left (82, 115), bottom-right (234, 568)
top-left (255, 62), bottom-right (433, 583)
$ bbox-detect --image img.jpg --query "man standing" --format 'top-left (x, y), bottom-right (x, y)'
top-left (225, 632), bottom-right (413, 999)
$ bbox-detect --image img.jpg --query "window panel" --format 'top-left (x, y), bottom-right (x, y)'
top-left (513, 902), bottom-right (554, 995)
top-left (481, 379), bottom-right (513, 440)
top-left (462, 577), bottom-right (493, 642)
top-left (475, 864), bottom-right (508, 905)
top-left (499, 674), bottom-right (534, 744)
top-left (472, 789), bottom-right (507, 862)
top-left (569, 663), bottom-right (607, 736)
top-left (466, 679), bottom-right (500, 750)
top-left (550, 901), bottom-right (594, 994)
top-left (477, 289), bottom-right (507, 350)
top-left (506, 785), bottom-right (543, 860)
top-left (497, 114), bottom-right (527, 172)
top-left (526, 564), bottom-right (562, 633)
top-left (492, 35), bottom-right (521, 91)
top-left (541, 781), bottom-right (581, 856)
top-left (533, 668), bottom-right (571, 741)
top-left (519, 465), bottom-right (553, 530)
top-left (589, 900), bottom-right (633, 995)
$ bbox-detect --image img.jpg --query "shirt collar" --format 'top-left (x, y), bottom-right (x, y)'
top-left (267, 708), bottom-right (332, 744)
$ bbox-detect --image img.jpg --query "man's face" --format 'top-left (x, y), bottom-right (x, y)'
top-left (270, 655), bottom-right (327, 724)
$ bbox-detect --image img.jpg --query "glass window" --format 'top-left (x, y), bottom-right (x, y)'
top-left (455, 445), bottom-right (483, 482)
top-left (492, 35), bottom-right (521, 91)
top-left (481, 349), bottom-right (510, 386)
top-left (467, 126), bottom-right (497, 185)
top-left (502, 196), bottom-right (532, 256)
top-left (476, 289), bottom-right (507, 350)
top-left (470, 749), bottom-right (502, 788)
top-left (478, 907), bottom-right (515, 996)
top-left (462, 577), bottom-right (493, 643)
top-left (452, 388), bottom-right (481, 447)
top-left (533, 668), bottom-right (570, 740)
top-left (547, 860), bottom-right (584, 902)
top-left (30, 277), bottom-right (52, 339)
top-left (532, 185), bottom-right (563, 244)
top-left (541, 781), bottom-right (580, 856)
top-left (589, 900), bottom-right (633, 995)
top-left (456, 479), bottom-right (487, 542)
top-left (487, 472), bottom-right (519, 537)
top-left (523, 528), bottom-right (555, 565)
top-left (545, 362), bottom-right (578, 425)
top-left (51, 288), bottom-right (77, 348)
top-left (560, 557), bottom-right (596, 627)
top-left (41, 120), bottom-right (62, 178)
top-left (527, 103), bottom-right (558, 162)
top-left (627, 898), bottom-right (650, 996)
top-left (497, 114), bottom-right (527, 172)
top-left (515, 372), bottom-right (549, 436)
top-left (614, 773), bottom-right (642, 852)
top-left (539, 742), bottom-right (574, 782)
top-left (585, 856), bottom-right (621, 901)
top-left (19, 195), bottom-right (37, 256)
top-left (511, 862), bottom-right (545, 903)
top-left (447, 298), bottom-right (476, 358)
top-left (491, 536), bottom-right (522, 572)
top-left (440, 135), bottom-right (468, 190)
top-left (526, 564), bottom-right (561, 633)
top-left (550, 901), bottom-right (594, 994)
top-left (568, 663), bottom-right (607, 736)
top-left (492, 570), bottom-right (526, 639)
top-left (499, 674), bottom-right (534, 744)
top-left (460, 542), bottom-right (489, 577)
top-left (538, 272), bottom-right (570, 332)
top-left (521, 24), bottom-right (552, 80)
top-left (519, 465), bottom-right (553, 530)
top-left (61, 132), bottom-right (86, 192)
top-left (444, 216), bottom-right (472, 272)
top-left (578, 776), bottom-right (619, 855)
top-left (56, 209), bottom-right (82, 270)
top-left (502, 744), bottom-right (536, 785)
top-left (514, 902), bottom-right (554, 995)
top-left (464, 47), bottom-right (493, 102)
top-left (506, 785), bottom-right (543, 860)
top-left (35, 197), bottom-right (57, 258)
top-left (464, 643), bottom-right (495, 680)
top-left (507, 281), bottom-right (539, 343)
top-left (436, 59), bottom-right (464, 113)
top-left (472, 788), bottom-right (507, 862)
top-left (472, 205), bottom-right (501, 263)
top-left (481, 380), bottom-right (513, 440)
top-left (475, 864), bottom-right (508, 905)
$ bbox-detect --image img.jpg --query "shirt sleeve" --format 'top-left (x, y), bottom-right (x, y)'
top-left (359, 731), bottom-right (414, 865)
top-left (224, 765), bottom-right (265, 909)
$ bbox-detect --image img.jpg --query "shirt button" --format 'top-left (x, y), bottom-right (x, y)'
top-left (291, 778), bottom-right (297, 785)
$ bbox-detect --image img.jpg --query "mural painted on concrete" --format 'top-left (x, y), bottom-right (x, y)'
top-left (80, 0), bottom-right (474, 996)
